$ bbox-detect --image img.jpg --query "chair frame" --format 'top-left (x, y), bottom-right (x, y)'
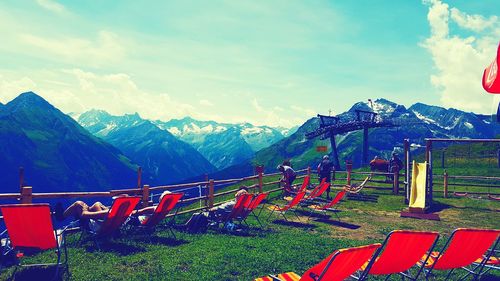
top-left (423, 228), bottom-right (500, 281)
top-left (133, 193), bottom-right (184, 239)
top-left (0, 203), bottom-right (70, 281)
top-left (307, 189), bottom-right (346, 221)
top-left (79, 196), bottom-right (141, 248)
top-left (356, 230), bottom-right (440, 281)
top-left (266, 191), bottom-right (306, 222)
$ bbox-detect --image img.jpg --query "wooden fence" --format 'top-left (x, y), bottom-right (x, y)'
top-left (3, 164), bottom-right (494, 218)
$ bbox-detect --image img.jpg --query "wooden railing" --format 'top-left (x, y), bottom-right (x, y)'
top-left (10, 163), bottom-right (496, 218)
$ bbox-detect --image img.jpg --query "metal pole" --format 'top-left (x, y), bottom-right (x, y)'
top-left (363, 127), bottom-right (369, 167)
top-left (404, 139), bottom-right (410, 204)
top-left (330, 135), bottom-right (341, 170)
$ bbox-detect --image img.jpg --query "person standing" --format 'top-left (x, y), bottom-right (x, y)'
top-left (277, 164), bottom-right (297, 196)
top-left (317, 155), bottom-right (334, 199)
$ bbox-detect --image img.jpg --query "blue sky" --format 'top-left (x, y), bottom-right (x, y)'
top-left (0, 0), bottom-right (499, 127)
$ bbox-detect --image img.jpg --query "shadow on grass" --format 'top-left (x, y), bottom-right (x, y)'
top-left (84, 240), bottom-right (146, 255)
top-left (9, 266), bottom-right (68, 281)
top-left (295, 209), bottom-right (331, 219)
top-left (429, 201), bottom-right (453, 212)
top-left (272, 219), bottom-right (317, 229)
top-left (346, 193), bottom-right (379, 203)
top-left (147, 236), bottom-right (189, 247)
top-left (313, 218), bottom-right (361, 230)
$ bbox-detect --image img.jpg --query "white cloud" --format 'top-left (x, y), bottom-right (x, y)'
top-left (19, 31), bottom-right (125, 66)
top-left (290, 105), bottom-right (315, 117)
top-left (0, 76), bottom-right (37, 103)
top-left (36, 0), bottom-right (67, 15)
top-left (422, 0), bottom-right (500, 113)
top-left (450, 8), bottom-right (498, 32)
top-left (199, 99), bottom-right (213, 107)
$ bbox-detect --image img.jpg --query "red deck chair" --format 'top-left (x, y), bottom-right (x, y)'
top-left (305, 182), bottom-right (330, 201)
top-left (267, 191), bottom-right (306, 222)
top-left (213, 193), bottom-right (253, 229)
top-left (355, 230), bottom-right (439, 281)
top-left (255, 243), bottom-right (381, 281)
top-left (307, 190), bottom-right (346, 221)
top-left (298, 175), bottom-right (310, 192)
top-left (420, 228), bottom-right (500, 280)
top-left (240, 192), bottom-right (269, 227)
top-left (0, 204), bottom-right (70, 280)
top-left (137, 193), bottom-right (183, 238)
top-left (81, 196), bottom-right (141, 245)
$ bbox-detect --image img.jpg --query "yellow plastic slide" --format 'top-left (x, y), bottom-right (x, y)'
top-left (409, 161), bottom-right (427, 209)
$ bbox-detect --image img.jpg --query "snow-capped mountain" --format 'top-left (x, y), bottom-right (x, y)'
top-left (78, 110), bottom-right (216, 183)
top-left (209, 98), bottom-right (499, 179)
top-left (153, 117), bottom-right (285, 169)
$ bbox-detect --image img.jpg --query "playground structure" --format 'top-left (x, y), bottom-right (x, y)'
top-left (305, 110), bottom-right (400, 169)
top-left (402, 138), bottom-right (500, 211)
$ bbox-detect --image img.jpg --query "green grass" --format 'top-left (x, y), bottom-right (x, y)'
top-left (2, 181), bottom-right (499, 281)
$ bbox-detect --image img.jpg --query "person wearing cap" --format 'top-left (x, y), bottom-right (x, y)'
top-left (317, 155), bottom-right (335, 199)
top-left (388, 152), bottom-right (403, 174)
top-left (277, 164), bottom-right (297, 196)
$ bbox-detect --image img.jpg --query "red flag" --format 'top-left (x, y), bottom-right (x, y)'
top-left (482, 42), bottom-right (500, 94)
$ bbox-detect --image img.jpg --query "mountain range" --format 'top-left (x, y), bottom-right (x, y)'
top-left (153, 118), bottom-right (289, 169)
top-left (210, 98), bottom-right (500, 178)
top-left (0, 92), bottom-right (138, 192)
top-left (77, 110), bottom-right (217, 184)
top-left (1, 92), bottom-right (498, 192)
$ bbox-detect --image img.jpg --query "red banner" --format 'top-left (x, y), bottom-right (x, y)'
top-left (482, 42), bottom-right (500, 94)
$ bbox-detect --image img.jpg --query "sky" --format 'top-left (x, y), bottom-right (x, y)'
top-left (0, 0), bottom-right (499, 128)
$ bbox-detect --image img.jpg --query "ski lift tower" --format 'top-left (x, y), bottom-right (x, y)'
top-left (306, 110), bottom-right (400, 169)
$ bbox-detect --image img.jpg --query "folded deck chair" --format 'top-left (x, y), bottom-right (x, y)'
top-left (355, 230), bottom-right (439, 281)
top-left (307, 190), bottom-right (346, 221)
top-left (81, 196), bottom-right (141, 245)
top-left (0, 204), bottom-right (70, 280)
top-left (136, 192), bottom-right (183, 238)
top-left (267, 191), bottom-right (306, 222)
top-left (420, 228), bottom-right (500, 280)
top-left (255, 243), bottom-right (381, 281)
top-left (240, 192), bottom-right (269, 227)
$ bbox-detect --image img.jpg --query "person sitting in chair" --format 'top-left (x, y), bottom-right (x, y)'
top-left (183, 186), bottom-right (249, 232)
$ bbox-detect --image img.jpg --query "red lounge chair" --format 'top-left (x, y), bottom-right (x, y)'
top-left (240, 192), bottom-right (269, 227)
top-left (298, 175), bottom-right (311, 192)
top-left (137, 193), bottom-right (183, 237)
top-left (421, 228), bottom-right (500, 280)
top-left (212, 193), bottom-right (253, 229)
top-left (0, 204), bottom-right (70, 280)
top-left (267, 191), bottom-right (306, 222)
top-left (81, 196), bottom-right (141, 245)
top-left (307, 190), bottom-right (346, 221)
top-left (255, 243), bottom-right (381, 281)
top-left (356, 230), bottom-right (439, 280)
top-left (305, 181), bottom-right (330, 201)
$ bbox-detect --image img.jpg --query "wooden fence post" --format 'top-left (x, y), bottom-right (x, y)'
top-left (19, 167), bottom-right (24, 191)
top-left (258, 172), bottom-right (263, 193)
top-left (208, 179), bottom-right (214, 208)
top-left (393, 171), bottom-right (399, 195)
top-left (346, 160), bottom-right (352, 186)
top-left (443, 170), bottom-right (448, 198)
top-left (20, 186), bottom-right (32, 204)
top-left (137, 166), bottom-right (142, 188)
top-left (142, 184), bottom-right (150, 207)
